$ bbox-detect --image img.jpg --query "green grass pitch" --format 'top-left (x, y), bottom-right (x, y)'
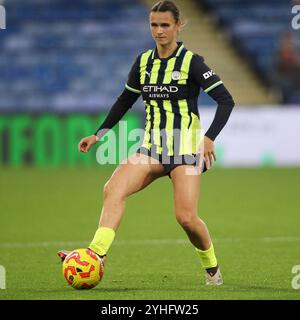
top-left (0, 167), bottom-right (300, 300)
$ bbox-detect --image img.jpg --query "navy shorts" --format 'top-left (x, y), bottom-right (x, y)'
top-left (136, 146), bottom-right (207, 178)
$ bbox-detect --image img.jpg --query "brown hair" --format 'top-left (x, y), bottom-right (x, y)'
top-left (151, 1), bottom-right (182, 24)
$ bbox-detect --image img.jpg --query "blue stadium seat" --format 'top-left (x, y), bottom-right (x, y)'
top-left (0, 0), bottom-right (153, 111)
top-left (197, 0), bottom-right (300, 104)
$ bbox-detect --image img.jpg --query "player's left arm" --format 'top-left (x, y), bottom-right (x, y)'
top-left (190, 54), bottom-right (235, 168)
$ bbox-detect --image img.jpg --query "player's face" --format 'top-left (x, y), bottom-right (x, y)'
top-left (150, 11), bottom-right (181, 47)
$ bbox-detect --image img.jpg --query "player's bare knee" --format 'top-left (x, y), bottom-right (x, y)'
top-left (103, 180), bottom-right (127, 202)
top-left (175, 211), bottom-right (197, 229)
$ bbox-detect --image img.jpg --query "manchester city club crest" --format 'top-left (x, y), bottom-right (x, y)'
top-left (171, 71), bottom-right (181, 81)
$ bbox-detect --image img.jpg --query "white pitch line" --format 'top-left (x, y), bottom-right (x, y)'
top-left (0, 236), bottom-right (300, 249)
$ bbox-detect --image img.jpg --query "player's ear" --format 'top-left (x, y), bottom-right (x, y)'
top-left (177, 19), bottom-right (186, 32)
top-left (176, 23), bottom-right (183, 36)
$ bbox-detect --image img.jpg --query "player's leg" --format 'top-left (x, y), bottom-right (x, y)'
top-left (58, 153), bottom-right (165, 262)
top-left (170, 165), bottom-right (211, 249)
top-left (98, 153), bottom-right (164, 229)
top-left (88, 153), bottom-right (165, 257)
top-left (170, 165), bottom-right (223, 285)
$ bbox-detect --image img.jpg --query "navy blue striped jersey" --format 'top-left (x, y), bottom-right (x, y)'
top-left (124, 42), bottom-right (224, 156)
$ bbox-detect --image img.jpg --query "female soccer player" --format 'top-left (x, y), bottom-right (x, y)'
top-left (59, 0), bottom-right (234, 285)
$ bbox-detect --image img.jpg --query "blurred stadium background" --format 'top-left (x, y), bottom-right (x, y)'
top-left (0, 0), bottom-right (300, 299)
top-left (0, 0), bottom-right (300, 167)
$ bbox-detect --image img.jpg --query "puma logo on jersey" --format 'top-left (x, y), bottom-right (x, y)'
top-left (203, 70), bottom-right (215, 79)
top-left (145, 71), bottom-right (151, 78)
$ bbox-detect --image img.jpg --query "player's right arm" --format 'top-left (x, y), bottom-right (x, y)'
top-left (78, 55), bottom-right (142, 153)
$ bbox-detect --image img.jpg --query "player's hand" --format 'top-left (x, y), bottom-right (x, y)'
top-left (203, 136), bottom-right (217, 169)
top-left (78, 135), bottom-right (98, 153)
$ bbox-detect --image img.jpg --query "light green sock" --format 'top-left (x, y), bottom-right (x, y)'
top-left (89, 227), bottom-right (115, 256)
top-left (195, 243), bottom-right (218, 269)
